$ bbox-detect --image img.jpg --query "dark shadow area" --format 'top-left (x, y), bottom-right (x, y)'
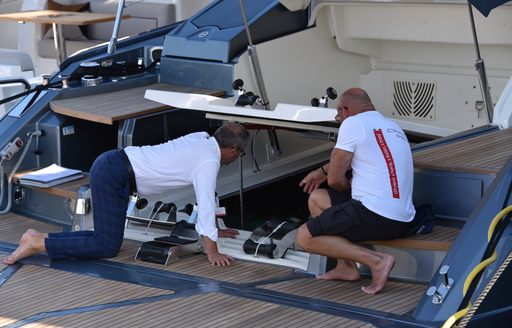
top-left (220, 169), bottom-right (316, 230)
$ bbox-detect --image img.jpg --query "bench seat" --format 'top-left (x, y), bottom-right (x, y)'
top-left (364, 225), bottom-right (459, 251)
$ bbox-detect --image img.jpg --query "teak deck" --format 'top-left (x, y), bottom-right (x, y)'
top-left (413, 128), bottom-right (512, 175)
top-left (49, 83), bottom-right (224, 125)
top-left (0, 213), bottom-right (424, 327)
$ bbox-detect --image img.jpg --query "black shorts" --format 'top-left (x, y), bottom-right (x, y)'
top-left (306, 190), bottom-right (409, 242)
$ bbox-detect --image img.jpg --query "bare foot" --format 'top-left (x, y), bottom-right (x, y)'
top-left (2, 230), bottom-right (45, 265)
top-left (26, 229), bottom-right (48, 239)
top-left (361, 254), bottom-right (395, 294)
top-left (316, 266), bottom-right (361, 281)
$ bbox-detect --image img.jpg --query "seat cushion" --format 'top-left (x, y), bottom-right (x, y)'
top-left (38, 39), bottom-right (102, 58)
top-left (87, 0), bottom-right (175, 40)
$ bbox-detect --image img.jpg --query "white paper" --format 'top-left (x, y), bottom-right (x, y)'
top-left (19, 164), bottom-right (82, 183)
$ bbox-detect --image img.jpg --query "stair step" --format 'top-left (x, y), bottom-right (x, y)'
top-left (13, 171), bottom-right (89, 199)
top-left (364, 225), bottom-right (459, 251)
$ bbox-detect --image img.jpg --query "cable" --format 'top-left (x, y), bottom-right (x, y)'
top-left (0, 82), bottom-right (59, 106)
top-left (442, 205), bottom-right (512, 328)
top-left (143, 202), bottom-right (165, 235)
top-left (0, 131), bottom-right (42, 213)
top-left (254, 221), bottom-right (285, 258)
top-left (7, 131), bottom-right (41, 183)
top-left (23, 89), bottom-right (42, 113)
top-left (251, 129), bottom-right (260, 172)
top-left (458, 251), bottom-right (512, 327)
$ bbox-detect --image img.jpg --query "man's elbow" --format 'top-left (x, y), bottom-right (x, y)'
top-left (327, 179), bottom-right (339, 190)
top-left (327, 177), bottom-right (348, 192)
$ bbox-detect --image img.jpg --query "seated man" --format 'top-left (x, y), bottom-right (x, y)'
top-left (297, 88), bottom-right (415, 294)
top-left (3, 123), bottom-right (249, 267)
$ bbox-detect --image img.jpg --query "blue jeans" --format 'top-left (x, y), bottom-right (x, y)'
top-left (45, 149), bottom-right (131, 259)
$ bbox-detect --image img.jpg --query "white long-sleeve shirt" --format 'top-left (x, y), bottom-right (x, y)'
top-left (124, 132), bottom-right (220, 241)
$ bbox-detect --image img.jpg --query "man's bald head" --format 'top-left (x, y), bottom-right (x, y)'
top-left (342, 88), bottom-right (373, 107)
top-left (336, 88), bottom-right (375, 122)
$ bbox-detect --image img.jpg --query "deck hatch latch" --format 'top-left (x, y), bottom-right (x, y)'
top-left (426, 265), bottom-right (454, 304)
top-left (76, 197), bottom-right (90, 215)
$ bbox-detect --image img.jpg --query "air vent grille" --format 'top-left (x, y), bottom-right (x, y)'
top-left (393, 81), bottom-right (436, 120)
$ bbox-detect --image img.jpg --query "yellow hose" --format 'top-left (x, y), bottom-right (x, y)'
top-left (442, 204), bottom-right (512, 328)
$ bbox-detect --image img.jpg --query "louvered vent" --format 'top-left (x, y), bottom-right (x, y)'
top-left (392, 81), bottom-right (436, 120)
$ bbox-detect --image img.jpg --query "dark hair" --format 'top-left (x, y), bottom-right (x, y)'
top-left (213, 123), bottom-right (249, 149)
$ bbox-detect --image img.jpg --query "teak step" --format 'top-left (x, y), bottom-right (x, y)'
top-left (50, 83), bottom-right (225, 125)
top-left (413, 128), bottom-right (512, 175)
top-left (364, 225), bottom-right (460, 251)
top-left (12, 172), bottom-right (89, 199)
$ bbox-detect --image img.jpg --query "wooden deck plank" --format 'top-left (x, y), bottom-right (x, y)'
top-left (0, 265), bottom-right (172, 326)
top-left (0, 212), bottom-right (63, 244)
top-left (0, 213), bottom-right (293, 285)
top-left (50, 83), bottom-right (224, 125)
top-left (110, 239), bottom-right (295, 284)
top-left (413, 128), bottom-right (512, 175)
top-left (0, 212), bottom-right (423, 324)
top-left (32, 293), bottom-right (372, 328)
top-left (261, 277), bottom-right (425, 315)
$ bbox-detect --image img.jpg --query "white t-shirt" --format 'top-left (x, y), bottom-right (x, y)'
top-left (124, 132), bottom-right (221, 241)
top-left (335, 111), bottom-right (415, 222)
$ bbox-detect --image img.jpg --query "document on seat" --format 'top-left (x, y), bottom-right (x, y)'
top-left (18, 164), bottom-right (83, 188)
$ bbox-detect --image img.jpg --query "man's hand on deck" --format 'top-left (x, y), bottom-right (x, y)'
top-left (218, 228), bottom-right (239, 239)
top-left (207, 252), bottom-right (234, 267)
top-left (203, 235), bottom-right (234, 266)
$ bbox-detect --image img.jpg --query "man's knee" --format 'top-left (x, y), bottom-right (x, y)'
top-left (297, 224), bottom-right (314, 252)
top-left (98, 247), bottom-right (120, 258)
top-left (97, 240), bottom-right (122, 258)
top-left (308, 189), bottom-right (330, 217)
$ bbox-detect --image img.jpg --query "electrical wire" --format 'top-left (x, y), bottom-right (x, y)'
top-left (143, 202), bottom-right (165, 235)
top-left (0, 131), bottom-right (42, 213)
top-left (251, 129), bottom-right (260, 172)
top-left (7, 131), bottom-right (40, 183)
top-left (254, 221), bottom-right (285, 258)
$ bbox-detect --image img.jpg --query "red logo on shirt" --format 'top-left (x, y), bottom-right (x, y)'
top-left (373, 129), bottom-right (400, 199)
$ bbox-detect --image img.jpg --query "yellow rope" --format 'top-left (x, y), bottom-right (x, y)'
top-left (442, 205), bottom-right (512, 328)
top-left (458, 251), bottom-right (512, 327)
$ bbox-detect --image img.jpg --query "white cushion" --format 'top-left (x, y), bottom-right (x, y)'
top-left (37, 39), bottom-right (102, 58)
top-left (43, 26), bottom-right (88, 41)
top-left (88, 0), bottom-right (175, 40)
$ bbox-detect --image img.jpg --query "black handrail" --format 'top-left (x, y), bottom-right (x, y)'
top-left (0, 78), bottom-right (30, 91)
